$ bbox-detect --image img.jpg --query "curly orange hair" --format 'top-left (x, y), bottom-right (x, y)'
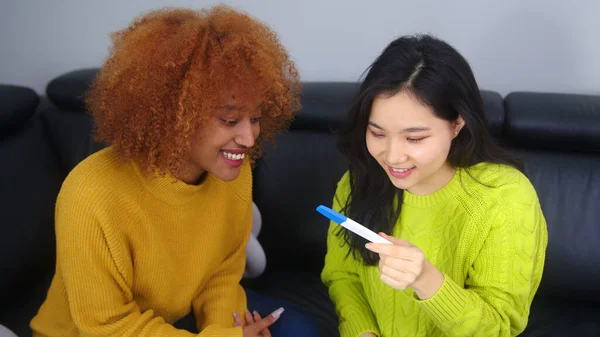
top-left (85, 5), bottom-right (300, 176)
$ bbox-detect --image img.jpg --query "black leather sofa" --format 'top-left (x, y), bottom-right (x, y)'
top-left (1, 69), bottom-right (599, 337)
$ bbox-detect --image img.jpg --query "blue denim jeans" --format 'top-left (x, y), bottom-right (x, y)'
top-left (245, 288), bottom-right (320, 337)
top-left (173, 288), bottom-right (321, 337)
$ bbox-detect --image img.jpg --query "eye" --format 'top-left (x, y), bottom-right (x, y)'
top-left (251, 116), bottom-right (262, 124)
top-left (407, 137), bottom-right (426, 143)
top-left (219, 118), bottom-right (238, 126)
top-left (369, 130), bottom-right (385, 138)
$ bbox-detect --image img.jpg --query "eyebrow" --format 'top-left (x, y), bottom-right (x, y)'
top-left (219, 104), bottom-right (241, 112)
top-left (217, 102), bottom-right (264, 113)
top-left (368, 121), bottom-right (430, 133)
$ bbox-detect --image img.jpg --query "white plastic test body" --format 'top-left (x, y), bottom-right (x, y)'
top-left (316, 205), bottom-right (392, 244)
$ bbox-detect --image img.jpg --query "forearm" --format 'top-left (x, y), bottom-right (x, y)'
top-left (74, 310), bottom-right (196, 337)
top-left (195, 282), bottom-right (246, 329)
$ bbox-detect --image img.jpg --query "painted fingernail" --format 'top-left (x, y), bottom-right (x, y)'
top-left (233, 312), bottom-right (239, 317)
top-left (245, 308), bottom-right (250, 313)
top-left (272, 307), bottom-right (285, 318)
top-left (234, 322), bottom-right (239, 327)
top-left (253, 310), bottom-right (259, 316)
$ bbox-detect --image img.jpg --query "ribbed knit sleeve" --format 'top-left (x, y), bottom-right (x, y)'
top-left (193, 162), bottom-right (253, 333)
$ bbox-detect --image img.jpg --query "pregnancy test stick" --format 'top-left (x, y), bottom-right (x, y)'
top-left (316, 205), bottom-right (392, 244)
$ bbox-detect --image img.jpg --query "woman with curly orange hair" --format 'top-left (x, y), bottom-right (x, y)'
top-left (30, 5), bottom-right (319, 337)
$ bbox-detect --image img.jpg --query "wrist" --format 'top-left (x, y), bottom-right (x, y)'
top-left (411, 260), bottom-right (444, 300)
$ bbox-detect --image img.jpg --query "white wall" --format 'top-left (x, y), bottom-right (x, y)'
top-left (1, 0), bottom-right (599, 96)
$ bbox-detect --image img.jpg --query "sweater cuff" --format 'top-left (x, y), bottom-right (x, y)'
top-left (339, 316), bottom-right (380, 337)
top-left (415, 273), bottom-right (467, 325)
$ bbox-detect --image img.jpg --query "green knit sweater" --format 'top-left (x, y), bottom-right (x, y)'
top-left (321, 162), bottom-right (547, 337)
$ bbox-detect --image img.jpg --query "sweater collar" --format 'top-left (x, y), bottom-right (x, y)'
top-left (132, 163), bottom-right (222, 205)
top-left (402, 167), bottom-right (464, 208)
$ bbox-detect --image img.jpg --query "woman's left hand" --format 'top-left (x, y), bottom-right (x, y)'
top-left (365, 233), bottom-right (444, 299)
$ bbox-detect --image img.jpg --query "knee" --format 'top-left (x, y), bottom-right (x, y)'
top-left (275, 309), bottom-right (320, 337)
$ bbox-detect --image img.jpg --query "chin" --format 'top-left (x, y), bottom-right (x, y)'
top-left (215, 170), bottom-right (241, 182)
top-left (391, 180), bottom-right (413, 190)
top-left (386, 173), bottom-right (418, 191)
top-left (216, 175), bottom-right (239, 182)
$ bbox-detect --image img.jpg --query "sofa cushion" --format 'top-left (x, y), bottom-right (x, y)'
top-left (291, 82), bottom-right (359, 131)
top-left (253, 130), bottom-right (347, 273)
top-left (505, 92), bottom-right (600, 152)
top-left (46, 68), bottom-right (98, 112)
top-left (0, 102), bottom-right (63, 322)
top-left (0, 85), bottom-right (39, 137)
top-left (520, 296), bottom-right (600, 337)
top-left (0, 272), bottom-right (53, 337)
top-left (512, 149), bottom-right (600, 303)
top-left (39, 102), bottom-right (105, 173)
top-left (480, 90), bottom-right (505, 140)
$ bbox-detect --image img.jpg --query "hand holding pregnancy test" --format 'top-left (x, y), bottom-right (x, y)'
top-left (316, 204), bottom-right (444, 299)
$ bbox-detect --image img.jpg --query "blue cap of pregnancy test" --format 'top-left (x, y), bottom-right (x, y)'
top-left (316, 205), bottom-right (347, 224)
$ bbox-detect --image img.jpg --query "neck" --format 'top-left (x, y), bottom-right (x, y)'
top-left (174, 162), bottom-right (206, 185)
top-left (408, 162), bottom-right (455, 195)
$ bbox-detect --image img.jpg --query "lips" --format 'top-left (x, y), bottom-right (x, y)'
top-left (222, 148), bottom-right (247, 154)
top-left (222, 151), bottom-right (246, 161)
top-left (221, 149), bottom-right (247, 167)
top-left (388, 165), bottom-right (416, 178)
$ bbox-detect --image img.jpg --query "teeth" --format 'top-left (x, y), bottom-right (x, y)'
top-left (223, 152), bottom-right (245, 161)
top-left (392, 167), bottom-right (411, 172)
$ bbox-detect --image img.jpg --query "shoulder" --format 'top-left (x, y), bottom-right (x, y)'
top-left (326, 170), bottom-right (352, 213)
top-left (460, 163), bottom-right (546, 237)
top-left (336, 170), bottom-right (351, 192)
top-left (58, 147), bottom-right (139, 209)
top-left (334, 170), bottom-right (352, 199)
top-left (462, 162), bottom-right (539, 207)
top-left (55, 148), bottom-right (140, 244)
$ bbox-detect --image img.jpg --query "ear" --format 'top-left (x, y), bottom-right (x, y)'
top-left (453, 115), bottom-right (465, 137)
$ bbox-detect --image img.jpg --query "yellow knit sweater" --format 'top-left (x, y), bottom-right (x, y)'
top-left (322, 163), bottom-right (548, 337)
top-left (31, 147), bottom-right (251, 337)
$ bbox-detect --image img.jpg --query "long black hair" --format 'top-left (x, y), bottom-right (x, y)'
top-left (337, 34), bottom-right (523, 265)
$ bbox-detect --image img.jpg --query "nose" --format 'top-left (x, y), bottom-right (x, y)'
top-left (384, 138), bottom-right (408, 165)
top-left (234, 120), bottom-right (257, 148)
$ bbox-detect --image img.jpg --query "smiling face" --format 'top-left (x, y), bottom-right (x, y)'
top-left (176, 82), bottom-right (264, 184)
top-left (366, 90), bottom-right (464, 195)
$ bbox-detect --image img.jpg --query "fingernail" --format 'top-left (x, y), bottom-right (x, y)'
top-left (253, 310), bottom-right (259, 316)
top-left (365, 243), bottom-right (372, 249)
top-left (234, 322), bottom-right (239, 327)
top-left (272, 307), bottom-right (285, 318)
top-left (233, 312), bottom-right (239, 317)
top-left (245, 308), bottom-right (250, 313)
